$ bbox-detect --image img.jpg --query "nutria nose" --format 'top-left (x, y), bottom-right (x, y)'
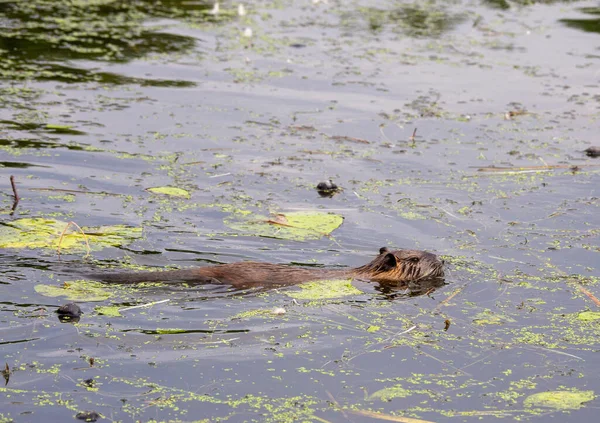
top-left (441, 259), bottom-right (445, 265)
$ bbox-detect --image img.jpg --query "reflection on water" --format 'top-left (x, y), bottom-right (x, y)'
top-left (0, 0), bottom-right (227, 84)
top-left (485, 0), bottom-right (584, 8)
top-left (348, 3), bottom-right (465, 37)
top-left (560, 7), bottom-right (600, 34)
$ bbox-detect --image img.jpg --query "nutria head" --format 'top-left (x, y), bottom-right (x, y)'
top-left (353, 247), bottom-right (444, 283)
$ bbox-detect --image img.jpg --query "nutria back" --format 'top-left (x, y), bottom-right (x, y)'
top-left (96, 247), bottom-right (444, 287)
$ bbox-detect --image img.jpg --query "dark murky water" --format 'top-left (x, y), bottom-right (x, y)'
top-left (1, 0), bottom-right (599, 421)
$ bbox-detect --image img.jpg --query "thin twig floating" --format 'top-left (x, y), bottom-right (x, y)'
top-left (29, 187), bottom-right (122, 197)
top-left (347, 408), bottom-right (435, 423)
top-left (57, 221), bottom-right (91, 258)
top-left (526, 345), bottom-right (584, 361)
top-left (181, 160), bottom-right (206, 166)
top-left (409, 128), bottom-right (417, 142)
top-left (532, 251), bottom-right (600, 309)
top-left (2, 363), bottom-right (9, 386)
top-left (398, 325), bottom-right (417, 335)
top-left (10, 175), bottom-right (19, 202)
top-left (435, 284), bottom-right (467, 311)
top-left (330, 135), bottom-right (370, 144)
top-left (120, 299), bottom-right (171, 312)
top-left (475, 164), bottom-right (600, 172)
top-left (578, 286), bottom-right (600, 307)
top-left (10, 175), bottom-right (19, 213)
top-left (324, 390), bottom-right (350, 421)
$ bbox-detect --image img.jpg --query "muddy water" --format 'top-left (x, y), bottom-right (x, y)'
top-left (1, 0), bottom-right (599, 421)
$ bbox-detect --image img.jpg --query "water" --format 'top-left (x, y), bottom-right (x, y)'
top-left (1, 0), bottom-right (599, 421)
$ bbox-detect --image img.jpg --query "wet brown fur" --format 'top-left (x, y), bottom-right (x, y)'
top-left (96, 247), bottom-right (444, 288)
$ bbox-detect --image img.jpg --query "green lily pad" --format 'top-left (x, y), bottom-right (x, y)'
top-left (286, 279), bottom-right (361, 300)
top-left (577, 311), bottom-right (600, 321)
top-left (226, 211), bottom-right (344, 241)
top-left (146, 186), bottom-right (191, 199)
top-left (0, 218), bottom-right (142, 252)
top-left (35, 280), bottom-right (112, 302)
top-left (524, 390), bottom-right (595, 410)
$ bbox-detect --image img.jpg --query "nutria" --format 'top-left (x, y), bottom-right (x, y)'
top-left (585, 146), bottom-right (600, 158)
top-left (95, 247), bottom-right (444, 288)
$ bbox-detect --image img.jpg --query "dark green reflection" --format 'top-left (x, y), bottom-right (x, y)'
top-left (357, 3), bottom-right (465, 37)
top-left (0, 0), bottom-right (226, 84)
top-left (560, 7), bottom-right (600, 34)
top-left (484, 0), bottom-right (580, 9)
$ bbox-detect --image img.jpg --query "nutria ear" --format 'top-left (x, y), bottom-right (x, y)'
top-left (381, 253), bottom-right (398, 270)
top-left (379, 247), bottom-right (389, 255)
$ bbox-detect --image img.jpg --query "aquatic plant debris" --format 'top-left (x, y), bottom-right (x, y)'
top-left (286, 279), bottom-right (361, 300)
top-left (226, 211), bottom-right (344, 241)
top-left (95, 306), bottom-right (122, 317)
top-left (524, 390), bottom-right (595, 410)
top-left (35, 280), bottom-right (112, 302)
top-left (45, 124), bottom-right (72, 130)
top-left (0, 218), bottom-right (142, 252)
top-left (368, 384), bottom-right (412, 401)
top-left (576, 311), bottom-right (600, 321)
top-left (146, 186), bottom-right (191, 199)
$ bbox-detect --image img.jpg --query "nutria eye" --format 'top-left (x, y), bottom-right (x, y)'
top-left (409, 257), bottom-right (420, 263)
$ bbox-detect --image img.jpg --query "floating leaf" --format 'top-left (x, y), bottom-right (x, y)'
top-left (286, 279), bottom-right (361, 300)
top-left (95, 306), bottom-right (122, 317)
top-left (226, 211), bottom-right (343, 241)
top-left (577, 311), bottom-right (600, 321)
top-left (0, 218), bottom-right (142, 252)
top-left (44, 124), bottom-right (86, 135)
top-left (146, 186), bottom-right (191, 199)
top-left (35, 280), bottom-right (112, 302)
top-left (45, 124), bottom-right (72, 130)
top-left (524, 390), bottom-right (595, 410)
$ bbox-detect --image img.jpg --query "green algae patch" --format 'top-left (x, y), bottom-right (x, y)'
top-left (155, 328), bottom-right (187, 334)
top-left (287, 279), bottom-right (361, 300)
top-left (524, 390), bottom-right (595, 410)
top-left (472, 310), bottom-right (516, 326)
top-left (226, 211), bottom-right (343, 241)
top-left (577, 311), bottom-right (600, 321)
top-left (95, 305), bottom-right (123, 317)
top-left (45, 124), bottom-right (72, 130)
top-left (369, 384), bottom-right (412, 401)
top-left (0, 218), bottom-right (142, 252)
top-left (230, 308), bottom-right (282, 320)
top-left (35, 280), bottom-right (112, 302)
top-left (146, 186), bottom-right (191, 199)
